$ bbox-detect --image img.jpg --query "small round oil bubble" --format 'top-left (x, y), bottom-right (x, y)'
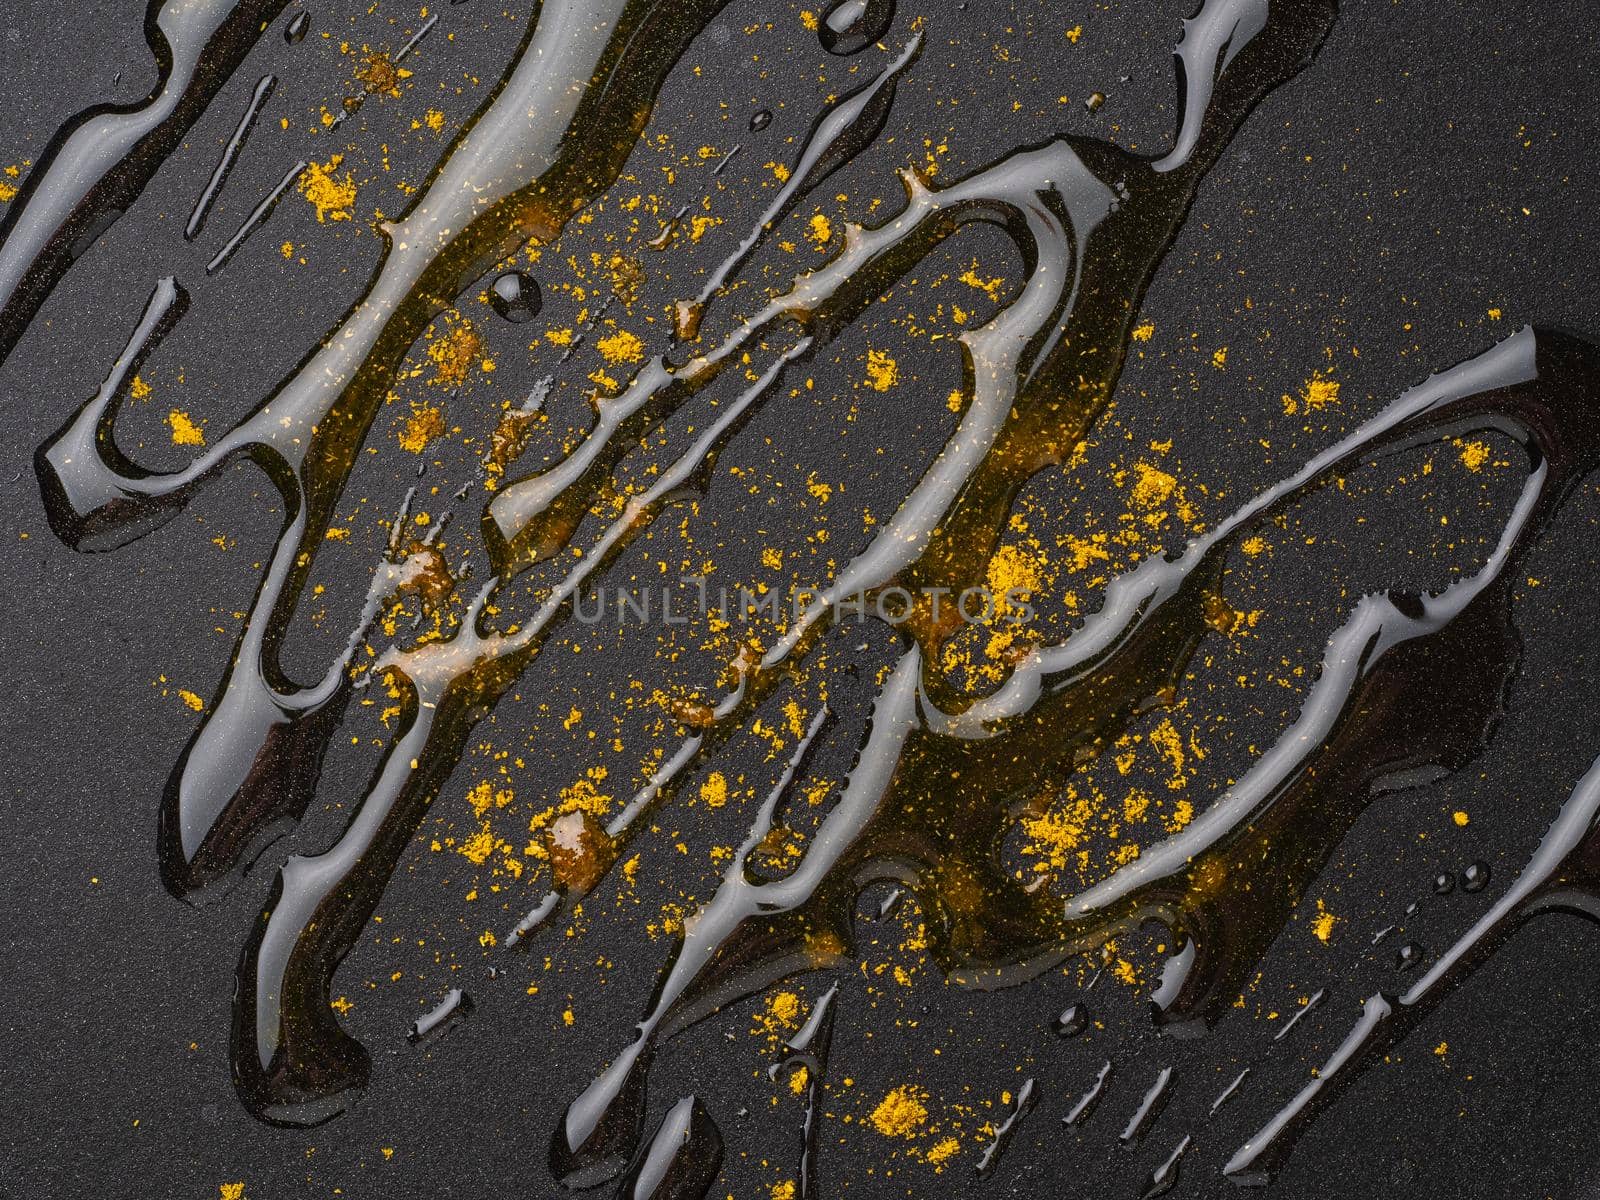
top-left (489, 271), bottom-right (542, 323)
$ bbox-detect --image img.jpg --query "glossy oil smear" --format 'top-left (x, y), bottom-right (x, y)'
top-left (17, 0), bottom-right (1600, 1194)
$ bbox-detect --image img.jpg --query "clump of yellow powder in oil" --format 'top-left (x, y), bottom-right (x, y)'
top-left (399, 404), bottom-right (445, 453)
top-left (355, 52), bottom-right (404, 98)
top-left (1456, 439), bottom-right (1492, 472)
top-left (427, 319), bottom-right (487, 388)
top-left (869, 1084), bottom-right (929, 1138)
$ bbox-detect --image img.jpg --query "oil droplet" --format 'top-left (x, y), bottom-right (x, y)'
top-left (1142, 1134), bottom-right (1192, 1199)
top-left (818, 0), bottom-right (894, 56)
top-left (1119, 1067), bottom-right (1172, 1149)
top-left (407, 987), bottom-right (472, 1043)
top-left (749, 108), bottom-right (772, 132)
top-left (615, 1095), bottom-right (723, 1200)
top-left (1462, 860), bottom-right (1492, 892)
top-left (1433, 872), bottom-right (1455, 895)
top-left (1395, 942), bottom-right (1424, 971)
top-left (489, 270), bottom-right (542, 323)
top-left (1053, 1002), bottom-right (1088, 1038)
top-left (975, 1077), bottom-right (1036, 1179)
top-left (1086, 91), bottom-right (1106, 113)
top-left (1064, 1061), bottom-right (1113, 1127)
top-left (285, 11), bottom-right (309, 44)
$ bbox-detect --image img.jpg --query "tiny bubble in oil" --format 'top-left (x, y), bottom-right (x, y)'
top-left (749, 108), bottom-right (772, 132)
top-left (1433, 871), bottom-right (1455, 895)
top-left (1462, 860), bottom-right (1491, 892)
top-left (818, 0), bottom-right (895, 56)
top-left (1054, 1003), bottom-right (1088, 1038)
top-left (1395, 942), bottom-right (1423, 971)
top-left (489, 270), bottom-right (542, 323)
top-left (285, 11), bottom-right (310, 44)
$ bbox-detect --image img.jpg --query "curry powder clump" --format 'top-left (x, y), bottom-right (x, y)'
top-left (869, 1084), bottom-right (929, 1138)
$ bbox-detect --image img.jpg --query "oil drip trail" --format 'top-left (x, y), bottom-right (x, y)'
top-left (1224, 751), bottom-right (1600, 1184)
top-left (672, 31), bottom-right (925, 341)
top-left (770, 984), bottom-right (838, 1200)
top-left (491, 0), bottom-right (1335, 570)
top-left (234, 344), bottom-right (810, 1123)
top-left (1156, 0), bottom-right (1269, 173)
top-left (37, 0), bottom-right (740, 905)
top-left (1064, 1060), bottom-right (1114, 1126)
top-left (1039, 332), bottom-right (1550, 916)
top-left (0, 0), bottom-right (290, 363)
top-left (975, 1076), bottom-right (1038, 1179)
top-left (930, 329), bottom-right (1544, 733)
top-left (551, 701), bottom-right (869, 1187)
top-left (615, 1095), bottom-right (724, 1200)
top-left (407, 986), bottom-right (471, 1043)
top-left (1119, 1067), bottom-right (1172, 1150)
top-left (547, 324), bottom-right (1600, 1179)
top-left (185, 73), bottom-right (276, 240)
top-left (36, 278), bottom-right (451, 897)
top-left (1142, 1133), bottom-right (1193, 1199)
top-left (934, 330), bottom-right (1542, 747)
top-left (205, 158), bottom-right (305, 274)
top-left (1210, 1068), bottom-right (1249, 1116)
top-left (393, 13), bottom-right (440, 63)
top-left (486, 137), bottom-right (1111, 571)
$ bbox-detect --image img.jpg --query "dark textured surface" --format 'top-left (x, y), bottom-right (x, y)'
top-left (1, 2), bottom-right (1599, 1197)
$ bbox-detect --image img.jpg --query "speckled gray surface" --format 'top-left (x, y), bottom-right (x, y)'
top-left (1, 2), bottom-right (1599, 1197)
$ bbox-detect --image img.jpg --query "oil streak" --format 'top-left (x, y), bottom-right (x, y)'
top-left (975, 1077), bottom-right (1037, 1179)
top-left (614, 1095), bottom-right (724, 1200)
top-left (1119, 1067), bottom-right (1172, 1149)
top-left (205, 157), bottom-right (304, 273)
top-left (770, 984), bottom-right (839, 1200)
top-left (30, 1), bottom-right (1596, 1190)
top-left (0, 0), bottom-right (291, 362)
top-left (185, 73), bottom-right (276, 240)
top-left (672, 31), bottom-right (924, 341)
top-left (1064, 1060), bottom-right (1114, 1128)
top-left (1226, 751), bottom-right (1600, 1184)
